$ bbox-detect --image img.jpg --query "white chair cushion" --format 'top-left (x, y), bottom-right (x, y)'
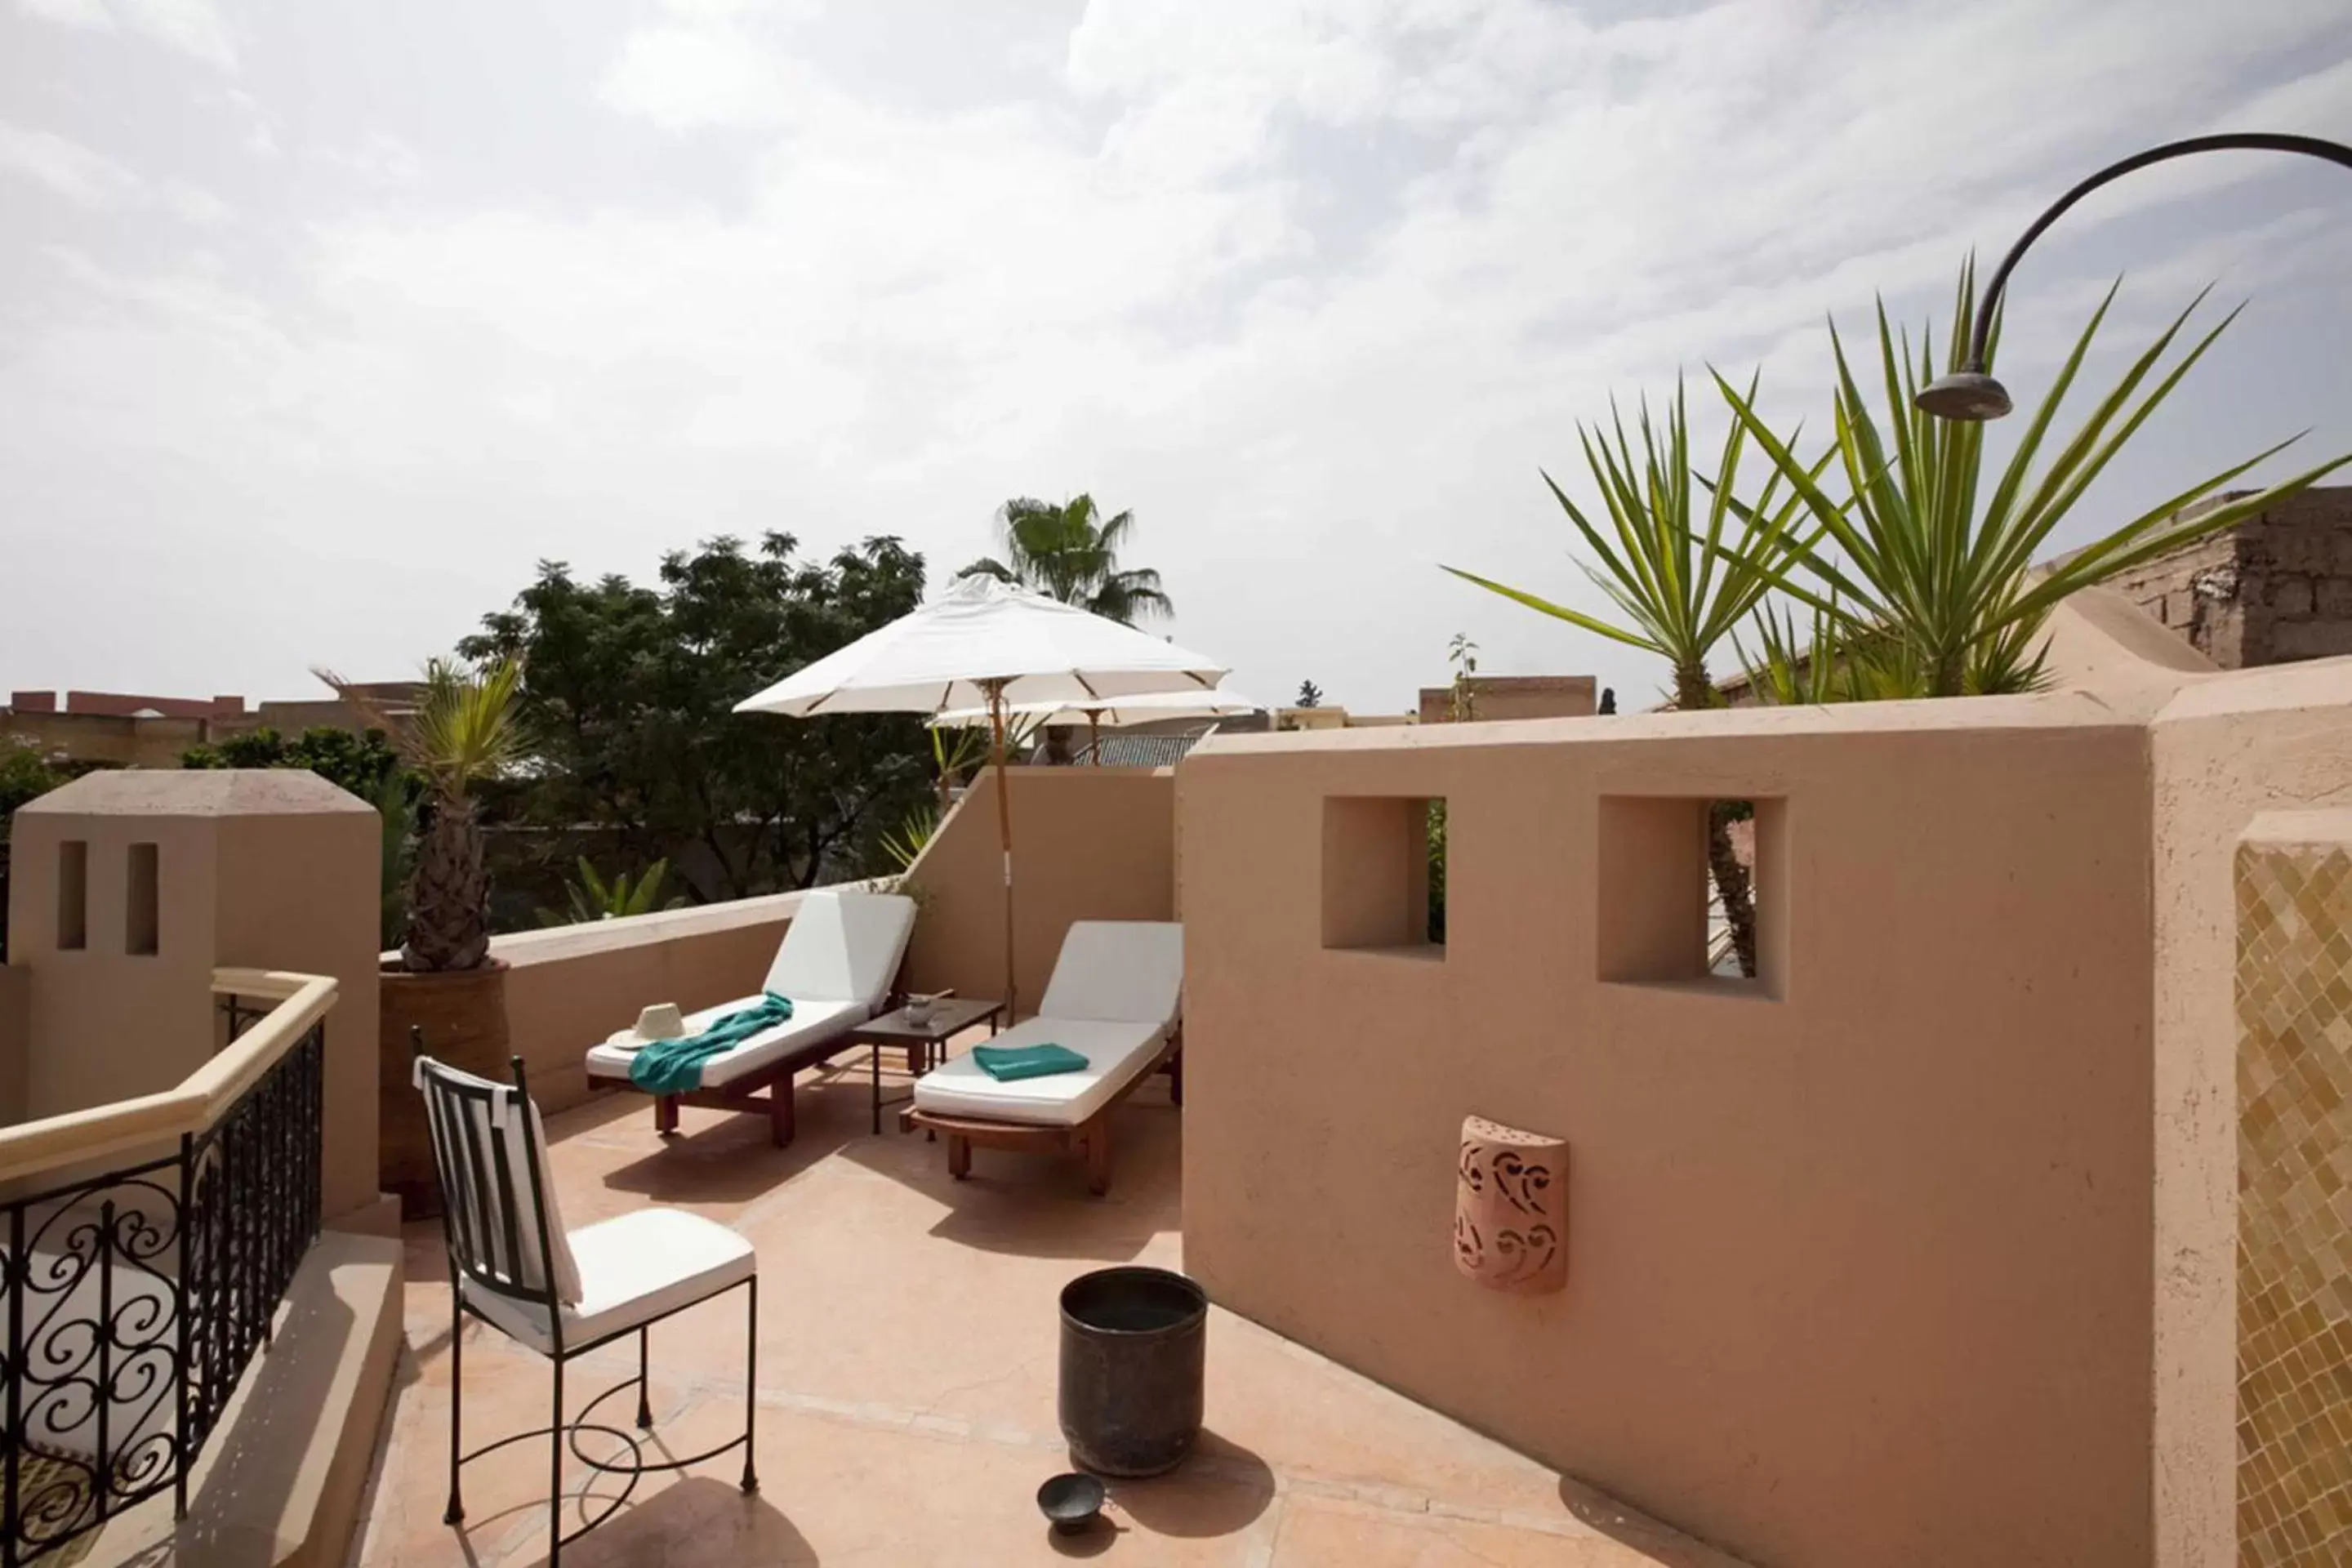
top-left (419, 1059), bottom-right (584, 1305)
top-left (461, 1208), bottom-right (755, 1357)
top-left (911, 1016), bottom-right (1169, 1127)
top-left (764, 889), bottom-right (916, 1005)
top-left (1037, 921), bottom-right (1184, 1025)
top-left (585, 996), bottom-right (864, 1089)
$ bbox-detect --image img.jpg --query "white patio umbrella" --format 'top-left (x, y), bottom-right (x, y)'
top-left (930, 688), bottom-right (1267, 764)
top-left (733, 575), bottom-right (1227, 1013)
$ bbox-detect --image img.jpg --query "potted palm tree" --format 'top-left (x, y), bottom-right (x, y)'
top-left (325, 657), bottom-right (528, 1218)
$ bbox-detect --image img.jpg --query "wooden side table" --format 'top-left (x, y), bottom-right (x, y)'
top-left (846, 997), bottom-right (1004, 1134)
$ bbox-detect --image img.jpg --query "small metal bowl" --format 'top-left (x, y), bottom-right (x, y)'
top-left (1036, 1472), bottom-right (1106, 1534)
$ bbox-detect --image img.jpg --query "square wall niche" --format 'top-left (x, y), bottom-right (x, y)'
top-left (1322, 795), bottom-right (1446, 957)
top-left (1597, 795), bottom-right (1786, 996)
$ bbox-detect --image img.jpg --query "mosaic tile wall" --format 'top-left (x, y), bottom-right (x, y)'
top-left (2236, 835), bottom-right (2352, 1566)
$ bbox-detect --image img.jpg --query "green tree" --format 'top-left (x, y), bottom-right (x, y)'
top-left (1295, 679), bottom-right (1323, 708)
top-left (1714, 268), bottom-right (2350, 697)
top-left (460, 534), bottom-right (934, 900)
top-left (1442, 381), bottom-right (1822, 978)
top-left (0, 740), bottom-right (72, 962)
top-left (181, 724), bottom-right (417, 947)
top-left (181, 724), bottom-right (405, 800)
top-left (955, 495), bottom-right (1174, 624)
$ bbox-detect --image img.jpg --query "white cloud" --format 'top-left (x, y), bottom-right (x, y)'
top-left (0, 123), bottom-right (234, 225)
top-left (16, 0), bottom-right (237, 68)
top-left (0, 123), bottom-right (141, 207)
top-left (159, 179), bottom-right (230, 225)
top-left (2, 0), bottom-right (2350, 706)
top-left (314, 131), bottom-right (425, 190)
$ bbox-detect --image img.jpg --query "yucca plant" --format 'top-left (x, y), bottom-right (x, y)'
top-left (324, 657), bottom-right (528, 972)
top-left (1715, 265), bottom-right (2350, 696)
top-left (1442, 378), bottom-right (1827, 977)
top-left (880, 804), bottom-right (939, 871)
top-left (1731, 592), bottom-right (2050, 706)
top-left (537, 857), bottom-right (684, 927)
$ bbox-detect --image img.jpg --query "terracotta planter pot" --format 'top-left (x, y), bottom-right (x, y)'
top-left (379, 960), bottom-right (510, 1220)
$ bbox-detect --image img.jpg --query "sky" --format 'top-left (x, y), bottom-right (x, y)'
top-left (3, 0), bottom-right (2350, 715)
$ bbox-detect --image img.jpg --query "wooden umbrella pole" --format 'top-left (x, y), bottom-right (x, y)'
top-left (990, 681), bottom-right (1018, 1017)
top-left (1088, 713), bottom-right (1101, 766)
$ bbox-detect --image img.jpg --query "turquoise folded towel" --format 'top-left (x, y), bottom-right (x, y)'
top-left (630, 992), bottom-right (795, 1095)
top-left (970, 1043), bottom-right (1089, 1082)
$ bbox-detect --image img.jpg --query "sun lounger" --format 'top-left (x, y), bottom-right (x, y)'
top-left (903, 920), bottom-right (1182, 1195)
top-left (585, 889), bottom-right (915, 1145)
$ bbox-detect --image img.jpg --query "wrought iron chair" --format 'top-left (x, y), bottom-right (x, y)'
top-left (414, 1054), bottom-right (758, 1563)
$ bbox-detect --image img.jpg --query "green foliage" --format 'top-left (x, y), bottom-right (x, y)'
top-left (537, 857), bottom-right (685, 927)
top-left (929, 724), bottom-right (988, 803)
top-left (0, 740), bottom-right (65, 823)
top-left (321, 658), bottom-right (528, 972)
top-left (1446, 635), bottom-right (1479, 721)
top-left (880, 804), bottom-right (939, 871)
top-left (177, 723), bottom-right (420, 947)
top-left (1295, 679), bottom-right (1323, 709)
top-left (1441, 387), bottom-right (1791, 977)
top-left (383, 658), bottom-right (529, 805)
top-left (1426, 800), bottom-right (1446, 946)
top-left (1729, 595), bottom-right (2051, 706)
top-left (1442, 376), bottom-right (1824, 710)
top-left (1714, 265), bottom-right (2351, 697)
top-left (0, 740), bottom-right (72, 963)
top-left (374, 772), bottom-right (415, 951)
top-left (180, 724), bottom-right (406, 800)
top-left (459, 533), bottom-right (934, 899)
top-left (956, 495), bottom-right (1174, 624)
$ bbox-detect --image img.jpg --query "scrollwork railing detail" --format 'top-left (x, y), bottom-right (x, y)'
top-left (2, 998), bottom-right (324, 1566)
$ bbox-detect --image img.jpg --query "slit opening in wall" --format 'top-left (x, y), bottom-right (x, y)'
top-left (1597, 795), bottom-right (1784, 997)
top-left (127, 842), bottom-right (159, 956)
top-left (1708, 801), bottom-right (1754, 979)
top-left (58, 840), bottom-right (88, 951)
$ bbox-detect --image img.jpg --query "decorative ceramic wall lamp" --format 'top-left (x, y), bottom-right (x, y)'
top-left (1453, 1116), bottom-right (1567, 1294)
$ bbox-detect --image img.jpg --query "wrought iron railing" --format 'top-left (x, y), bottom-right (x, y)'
top-left (0, 971), bottom-right (332, 1566)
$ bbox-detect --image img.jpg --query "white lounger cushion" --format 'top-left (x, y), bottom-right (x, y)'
top-left (583, 889), bottom-right (915, 1090)
top-left (765, 889), bottom-right (917, 1004)
top-left (1037, 920), bottom-right (1184, 1023)
top-left (910, 920), bottom-right (1184, 1128)
top-left (462, 1207), bottom-right (755, 1356)
top-left (586, 996), bottom-right (862, 1088)
top-left (911, 1016), bottom-right (1169, 1127)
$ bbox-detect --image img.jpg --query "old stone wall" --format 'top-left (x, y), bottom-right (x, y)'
top-left (2103, 488), bottom-right (2352, 670)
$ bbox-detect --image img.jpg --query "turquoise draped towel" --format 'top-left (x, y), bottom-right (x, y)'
top-left (970, 1043), bottom-right (1089, 1082)
top-left (630, 992), bottom-right (794, 1095)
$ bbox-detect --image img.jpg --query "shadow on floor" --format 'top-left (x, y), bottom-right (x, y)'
top-left (582, 1088), bottom-right (866, 1207)
top-left (1106, 1429), bottom-right (1276, 1538)
top-left (503, 1474), bottom-right (813, 1567)
top-left (1557, 1474), bottom-right (1755, 1568)
top-left (831, 1092), bottom-right (1184, 1263)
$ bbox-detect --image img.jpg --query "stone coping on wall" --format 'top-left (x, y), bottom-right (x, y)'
top-left (384, 885), bottom-right (835, 971)
top-left (1194, 684), bottom-right (2139, 757)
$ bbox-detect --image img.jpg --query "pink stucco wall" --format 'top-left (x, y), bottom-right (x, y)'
top-left (1178, 696), bottom-right (2161, 1567)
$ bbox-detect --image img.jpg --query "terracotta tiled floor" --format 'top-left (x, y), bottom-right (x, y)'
top-left (349, 1047), bottom-right (1744, 1568)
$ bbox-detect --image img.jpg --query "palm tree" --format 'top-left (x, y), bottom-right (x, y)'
top-left (323, 658), bottom-right (528, 972)
top-left (1442, 380), bottom-right (1823, 978)
top-left (956, 495), bottom-right (1174, 625)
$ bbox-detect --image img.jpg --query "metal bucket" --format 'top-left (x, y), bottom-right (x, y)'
top-left (1058, 1267), bottom-right (1208, 1477)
